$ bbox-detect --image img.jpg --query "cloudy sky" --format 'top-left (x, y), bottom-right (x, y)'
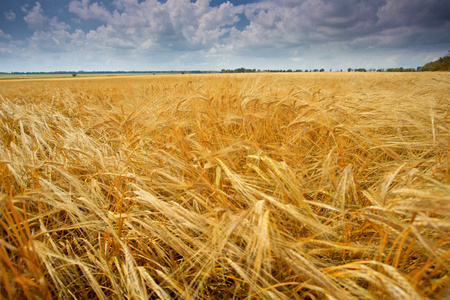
top-left (1, 0), bottom-right (449, 72)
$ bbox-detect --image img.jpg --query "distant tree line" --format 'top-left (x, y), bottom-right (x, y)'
top-left (418, 52), bottom-right (450, 71)
top-left (385, 68), bottom-right (417, 72)
top-left (219, 52), bottom-right (450, 73)
top-left (8, 70), bottom-right (220, 75)
top-left (221, 68), bottom-right (258, 73)
top-left (221, 68), bottom-right (327, 73)
top-left (4, 52), bottom-right (449, 75)
top-left (221, 67), bottom-right (417, 73)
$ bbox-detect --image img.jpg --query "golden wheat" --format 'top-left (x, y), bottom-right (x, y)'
top-left (0, 72), bottom-right (449, 299)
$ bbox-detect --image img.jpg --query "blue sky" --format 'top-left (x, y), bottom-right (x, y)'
top-left (1, 0), bottom-right (449, 72)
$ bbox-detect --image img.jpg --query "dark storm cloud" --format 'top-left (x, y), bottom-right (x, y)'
top-left (376, 0), bottom-right (450, 28)
top-left (239, 0), bottom-right (450, 46)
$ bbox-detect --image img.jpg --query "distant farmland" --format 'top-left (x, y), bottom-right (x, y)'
top-left (0, 72), bottom-right (449, 299)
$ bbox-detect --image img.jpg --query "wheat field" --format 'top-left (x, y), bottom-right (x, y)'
top-left (0, 72), bottom-right (449, 299)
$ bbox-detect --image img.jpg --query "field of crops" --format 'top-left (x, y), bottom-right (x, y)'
top-left (0, 72), bottom-right (449, 299)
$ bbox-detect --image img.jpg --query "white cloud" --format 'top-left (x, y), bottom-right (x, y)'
top-left (0, 30), bottom-right (12, 40)
top-left (5, 10), bottom-right (16, 21)
top-left (85, 24), bottom-right (137, 49)
top-left (190, 2), bottom-right (244, 45)
top-left (23, 2), bottom-right (47, 30)
top-left (49, 17), bottom-right (71, 31)
top-left (69, 0), bottom-right (112, 21)
top-left (66, 0), bottom-right (246, 52)
top-left (20, 1), bottom-right (73, 52)
top-left (67, 0), bottom-right (391, 56)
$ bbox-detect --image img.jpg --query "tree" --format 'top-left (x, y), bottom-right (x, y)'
top-left (419, 52), bottom-right (450, 71)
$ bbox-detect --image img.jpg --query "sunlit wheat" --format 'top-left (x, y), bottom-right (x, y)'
top-left (0, 72), bottom-right (449, 299)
